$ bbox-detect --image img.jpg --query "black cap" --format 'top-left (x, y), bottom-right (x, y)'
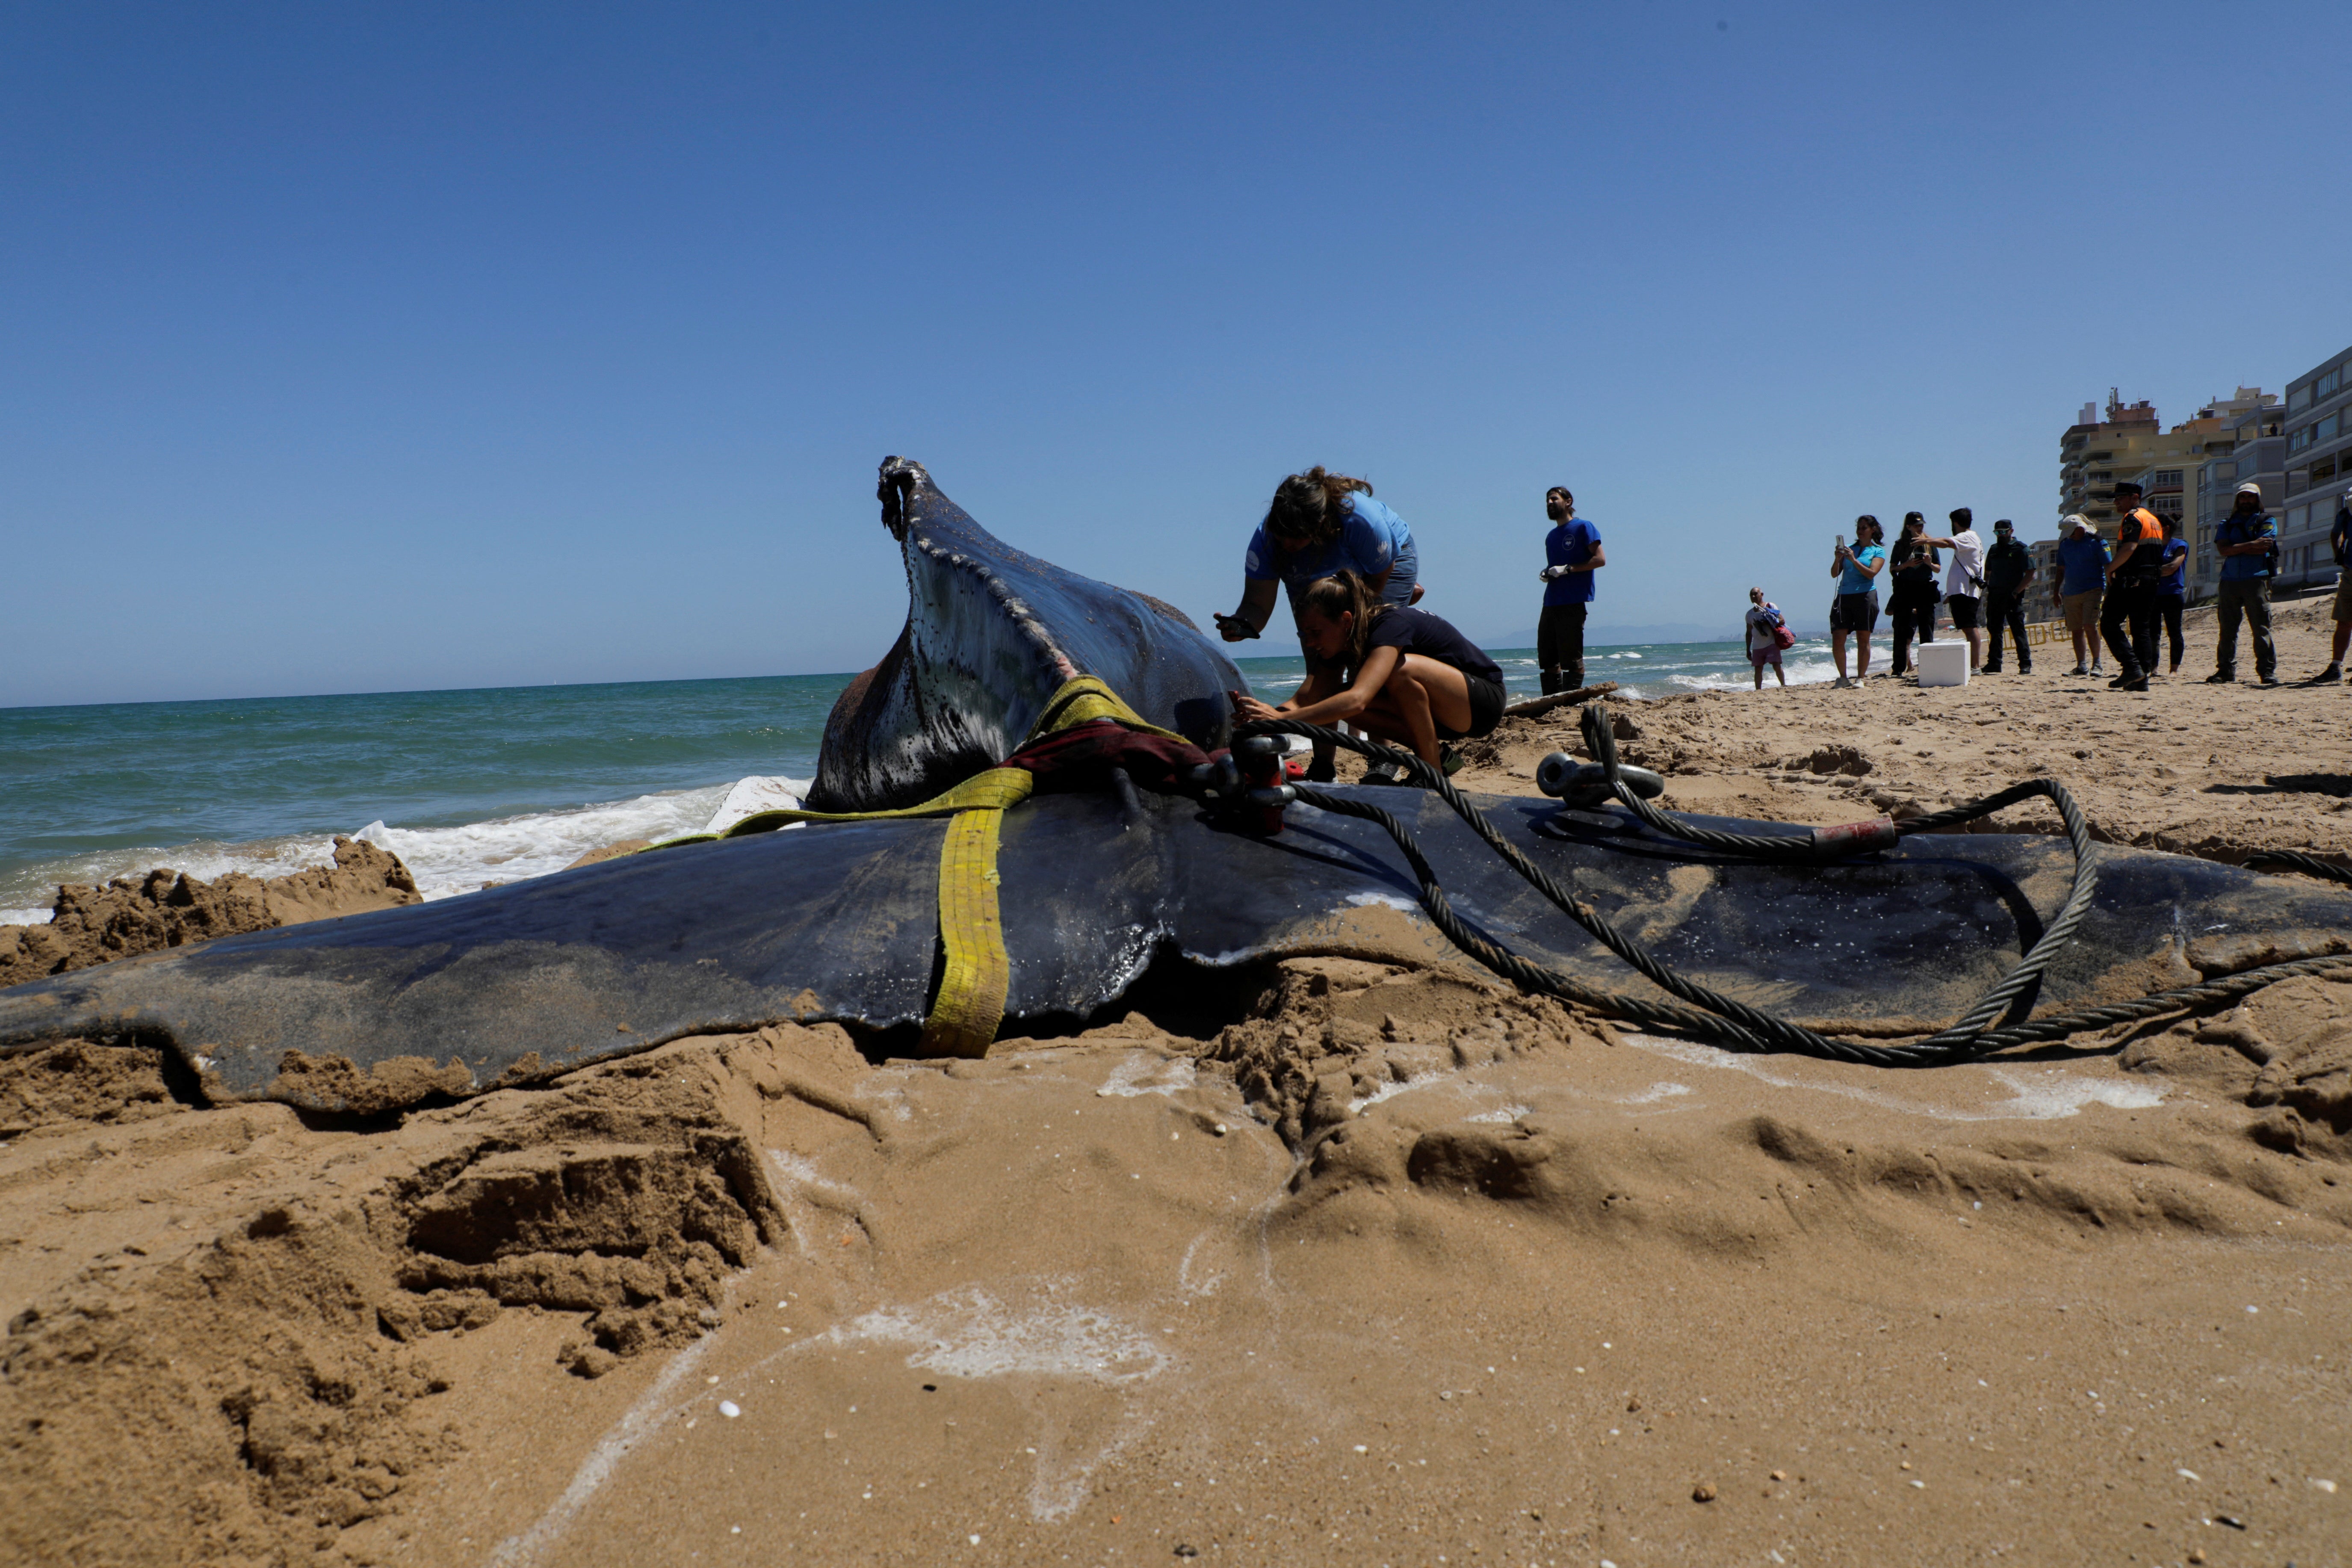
top-left (1993, 518), bottom-right (2013, 530)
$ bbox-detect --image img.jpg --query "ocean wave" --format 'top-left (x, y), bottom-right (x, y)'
top-left (0, 776), bottom-right (812, 924)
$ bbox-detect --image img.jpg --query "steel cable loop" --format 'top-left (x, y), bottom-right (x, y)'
top-left (2242, 849), bottom-right (2352, 886)
top-left (1575, 704), bottom-right (2110, 1054)
top-left (1234, 714), bottom-right (2352, 1064)
top-left (1247, 721), bottom-right (1956, 1063)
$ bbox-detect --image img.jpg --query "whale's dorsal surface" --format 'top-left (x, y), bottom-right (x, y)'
top-left (806, 458), bottom-right (1245, 812)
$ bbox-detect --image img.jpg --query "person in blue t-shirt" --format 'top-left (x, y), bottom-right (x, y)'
top-left (2152, 514), bottom-right (2190, 676)
top-left (2208, 481), bottom-right (2278, 684)
top-left (1829, 515), bottom-right (1887, 687)
top-left (1216, 467), bottom-right (1419, 644)
top-left (2056, 516), bottom-right (2111, 676)
top-left (1536, 487), bottom-right (1606, 694)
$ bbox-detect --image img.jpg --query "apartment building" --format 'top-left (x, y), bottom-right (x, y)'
top-left (2058, 394), bottom-right (2160, 529)
top-left (2278, 344), bottom-right (2352, 590)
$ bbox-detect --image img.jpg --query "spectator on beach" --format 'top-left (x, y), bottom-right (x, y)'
top-left (2056, 516), bottom-right (2110, 677)
top-left (1926, 508), bottom-right (1986, 672)
top-left (1886, 513), bottom-right (1940, 678)
top-left (2154, 514), bottom-right (2190, 676)
top-left (2307, 487), bottom-right (2352, 684)
top-left (1981, 519), bottom-right (2035, 674)
top-left (1230, 570), bottom-right (1504, 778)
top-left (2209, 481), bottom-right (2280, 686)
top-left (1830, 515), bottom-right (1886, 688)
top-left (2100, 481), bottom-right (2163, 692)
top-left (1536, 486), bottom-right (1604, 695)
top-left (1745, 587), bottom-right (1789, 690)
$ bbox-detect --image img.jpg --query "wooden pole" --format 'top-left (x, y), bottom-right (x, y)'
top-left (1498, 681), bottom-right (1619, 720)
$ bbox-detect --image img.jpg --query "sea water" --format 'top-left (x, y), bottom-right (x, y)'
top-left (0, 638), bottom-right (1834, 923)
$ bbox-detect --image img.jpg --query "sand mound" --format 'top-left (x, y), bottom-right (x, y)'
top-left (0, 837), bottom-right (420, 989)
top-left (0, 1025), bottom-right (823, 1565)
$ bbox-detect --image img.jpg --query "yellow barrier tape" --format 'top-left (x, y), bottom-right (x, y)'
top-left (637, 674), bottom-right (1193, 1056)
top-left (921, 806), bottom-right (1011, 1057)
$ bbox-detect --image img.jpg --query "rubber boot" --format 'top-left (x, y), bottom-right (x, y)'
top-left (1540, 667), bottom-right (1562, 697)
top-left (1562, 661), bottom-right (1584, 694)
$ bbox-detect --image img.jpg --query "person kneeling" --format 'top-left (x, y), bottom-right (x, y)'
top-left (1232, 571), bottom-right (1506, 779)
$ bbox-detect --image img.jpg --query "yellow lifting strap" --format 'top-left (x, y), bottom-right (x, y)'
top-left (639, 676), bottom-right (1177, 1057)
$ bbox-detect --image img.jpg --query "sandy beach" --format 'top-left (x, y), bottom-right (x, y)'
top-left (6, 597), bottom-right (2352, 1567)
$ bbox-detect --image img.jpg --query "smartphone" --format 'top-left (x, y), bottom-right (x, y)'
top-left (1835, 533), bottom-right (1846, 551)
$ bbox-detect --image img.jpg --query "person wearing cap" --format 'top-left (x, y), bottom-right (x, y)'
top-left (2099, 481), bottom-right (2163, 691)
top-left (2209, 480), bottom-right (2279, 685)
top-left (2307, 486), bottom-right (2352, 683)
top-left (2056, 515), bottom-right (2110, 677)
top-left (1980, 519), bottom-right (2035, 674)
top-left (1536, 486), bottom-right (1604, 695)
top-left (2153, 513), bottom-right (2190, 675)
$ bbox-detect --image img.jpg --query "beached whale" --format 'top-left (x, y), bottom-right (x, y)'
top-left (4, 459), bottom-right (2351, 1111)
top-left (809, 457), bottom-right (1244, 811)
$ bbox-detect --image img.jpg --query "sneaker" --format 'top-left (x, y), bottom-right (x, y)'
top-left (2305, 664), bottom-right (2344, 685)
top-left (1983, 664), bottom-right (2003, 675)
top-left (1832, 675), bottom-right (1853, 689)
top-left (2204, 671), bottom-right (2234, 684)
top-left (1361, 761), bottom-right (1407, 786)
top-left (2259, 674), bottom-right (2281, 687)
top-left (1439, 744), bottom-right (1465, 777)
top-left (2068, 662), bottom-right (2088, 676)
top-left (2107, 672), bottom-right (2136, 688)
top-left (2019, 664), bottom-right (2033, 675)
top-left (2119, 674), bottom-right (2149, 692)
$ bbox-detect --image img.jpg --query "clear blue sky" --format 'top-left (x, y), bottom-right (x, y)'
top-left (6, 2), bottom-right (2347, 707)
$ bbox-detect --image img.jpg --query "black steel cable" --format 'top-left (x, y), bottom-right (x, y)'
top-left (1235, 709), bottom-right (2352, 1065)
top-left (2242, 849), bottom-right (2352, 886)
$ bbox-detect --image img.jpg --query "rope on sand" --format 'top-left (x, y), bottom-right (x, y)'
top-left (1235, 705), bottom-right (2352, 1067)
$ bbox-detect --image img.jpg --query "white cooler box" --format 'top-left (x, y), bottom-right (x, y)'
top-left (1916, 641), bottom-right (1970, 687)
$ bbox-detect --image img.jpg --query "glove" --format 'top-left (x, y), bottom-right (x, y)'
top-left (1539, 565), bottom-right (1569, 582)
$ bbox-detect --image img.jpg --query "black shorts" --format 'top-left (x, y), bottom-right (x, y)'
top-left (1441, 674), bottom-right (1507, 741)
top-left (1946, 594), bottom-right (1980, 630)
top-left (1830, 590), bottom-right (1880, 633)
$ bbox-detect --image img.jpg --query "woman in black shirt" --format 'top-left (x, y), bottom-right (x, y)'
top-left (1886, 511), bottom-right (1941, 677)
top-left (1230, 570), bottom-right (1506, 776)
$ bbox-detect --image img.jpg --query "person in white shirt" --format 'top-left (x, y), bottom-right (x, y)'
top-left (1924, 507), bottom-right (1987, 671)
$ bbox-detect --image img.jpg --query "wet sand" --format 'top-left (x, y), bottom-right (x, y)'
top-left (6, 598), bottom-right (2352, 1566)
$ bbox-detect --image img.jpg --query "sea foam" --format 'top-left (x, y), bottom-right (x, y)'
top-left (0, 775), bottom-right (812, 921)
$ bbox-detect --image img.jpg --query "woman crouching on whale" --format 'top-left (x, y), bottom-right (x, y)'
top-left (1231, 570), bottom-right (1507, 780)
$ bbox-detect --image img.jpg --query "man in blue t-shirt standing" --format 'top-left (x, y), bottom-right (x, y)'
top-left (2208, 481), bottom-right (2279, 685)
top-left (1536, 487), bottom-right (1605, 694)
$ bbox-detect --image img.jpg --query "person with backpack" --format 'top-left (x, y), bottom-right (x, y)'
top-left (1745, 587), bottom-right (1792, 689)
top-left (2208, 481), bottom-right (2280, 685)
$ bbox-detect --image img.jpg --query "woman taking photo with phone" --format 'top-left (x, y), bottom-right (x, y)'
top-left (1829, 515), bottom-right (1887, 688)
